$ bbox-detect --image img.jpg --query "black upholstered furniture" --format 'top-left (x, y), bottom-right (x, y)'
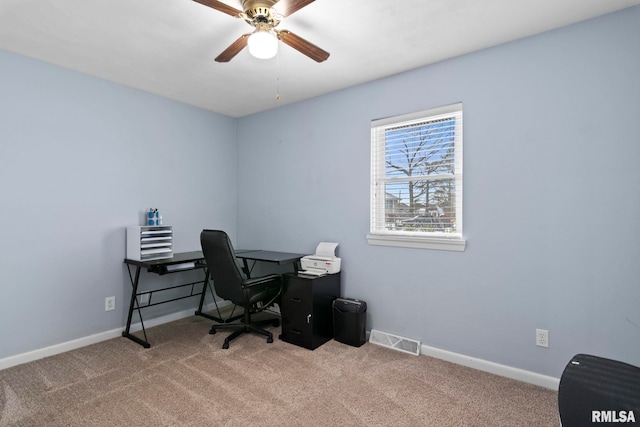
top-left (200, 229), bottom-right (282, 349)
top-left (558, 354), bottom-right (640, 426)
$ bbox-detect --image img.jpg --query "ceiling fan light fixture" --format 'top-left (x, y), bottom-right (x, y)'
top-left (247, 29), bottom-right (278, 59)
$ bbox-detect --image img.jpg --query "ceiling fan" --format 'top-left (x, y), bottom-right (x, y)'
top-left (193, 0), bottom-right (330, 63)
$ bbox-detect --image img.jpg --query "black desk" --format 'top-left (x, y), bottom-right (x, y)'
top-left (123, 249), bottom-right (305, 348)
top-left (123, 251), bottom-right (223, 348)
top-left (235, 250), bottom-right (305, 278)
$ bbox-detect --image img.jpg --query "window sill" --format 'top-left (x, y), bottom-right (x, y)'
top-left (367, 234), bottom-right (466, 251)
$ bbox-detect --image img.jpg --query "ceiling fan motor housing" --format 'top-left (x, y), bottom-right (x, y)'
top-left (242, 0), bottom-right (278, 20)
top-left (205, 0), bottom-right (329, 63)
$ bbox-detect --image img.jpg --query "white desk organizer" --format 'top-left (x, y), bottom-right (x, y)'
top-left (127, 225), bottom-right (173, 261)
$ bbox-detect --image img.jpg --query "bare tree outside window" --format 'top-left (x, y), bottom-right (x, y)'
top-left (384, 118), bottom-right (457, 232)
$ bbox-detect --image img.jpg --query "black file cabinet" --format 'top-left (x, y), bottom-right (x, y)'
top-left (280, 273), bottom-right (341, 350)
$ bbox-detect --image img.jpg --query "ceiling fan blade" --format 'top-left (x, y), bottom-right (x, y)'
top-left (278, 30), bottom-right (329, 62)
top-left (215, 34), bottom-right (250, 62)
top-left (275, 0), bottom-right (315, 17)
top-left (193, 0), bottom-right (243, 17)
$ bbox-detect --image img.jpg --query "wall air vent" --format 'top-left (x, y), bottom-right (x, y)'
top-left (368, 329), bottom-right (421, 356)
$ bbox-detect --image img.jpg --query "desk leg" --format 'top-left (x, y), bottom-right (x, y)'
top-left (194, 269), bottom-right (226, 323)
top-left (242, 258), bottom-right (251, 278)
top-left (122, 265), bottom-right (151, 348)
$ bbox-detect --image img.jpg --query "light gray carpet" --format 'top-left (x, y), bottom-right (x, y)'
top-left (0, 315), bottom-right (559, 426)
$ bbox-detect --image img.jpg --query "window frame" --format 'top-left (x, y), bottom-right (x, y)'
top-left (368, 103), bottom-right (466, 251)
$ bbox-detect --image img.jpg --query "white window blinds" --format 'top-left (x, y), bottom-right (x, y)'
top-left (370, 103), bottom-right (464, 249)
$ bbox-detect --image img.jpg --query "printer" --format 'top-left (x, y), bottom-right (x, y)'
top-left (300, 242), bottom-right (341, 276)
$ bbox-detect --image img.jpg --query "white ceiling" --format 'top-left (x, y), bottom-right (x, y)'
top-left (1, 0), bottom-right (639, 118)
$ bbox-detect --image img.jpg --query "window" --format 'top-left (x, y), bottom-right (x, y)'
top-left (368, 103), bottom-right (465, 251)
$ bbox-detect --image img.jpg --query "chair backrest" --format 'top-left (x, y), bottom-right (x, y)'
top-left (200, 229), bottom-right (245, 304)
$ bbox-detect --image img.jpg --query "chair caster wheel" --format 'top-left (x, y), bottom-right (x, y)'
top-left (267, 335), bottom-right (273, 343)
top-left (222, 341), bottom-right (229, 349)
top-left (209, 328), bottom-right (217, 335)
top-left (272, 319), bottom-right (280, 327)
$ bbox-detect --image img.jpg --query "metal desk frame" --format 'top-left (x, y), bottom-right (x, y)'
top-left (123, 249), bottom-right (305, 348)
top-left (123, 251), bottom-right (224, 348)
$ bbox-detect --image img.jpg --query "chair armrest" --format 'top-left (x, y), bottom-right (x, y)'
top-left (242, 274), bottom-right (282, 289)
top-left (242, 274), bottom-right (283, 311)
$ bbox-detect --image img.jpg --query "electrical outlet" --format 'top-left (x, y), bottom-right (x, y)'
top-left (105, 296), bottom-right (115, 311)
top-left (536, 329), bottom-right (549, 348)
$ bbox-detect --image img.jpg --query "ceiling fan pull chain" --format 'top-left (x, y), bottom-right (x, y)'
top-left (275, 52), bottom-right (281, 100)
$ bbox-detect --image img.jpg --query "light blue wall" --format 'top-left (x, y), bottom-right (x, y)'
top-left (236, 7), bottom-right (640, 378)
top-left (1, 7), bottom-right (638, 379)
top-left (0, 50), bottom-right (237, 359)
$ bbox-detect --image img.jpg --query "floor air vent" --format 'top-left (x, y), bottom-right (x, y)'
top-left (368, 329), bottom-right (421, 356)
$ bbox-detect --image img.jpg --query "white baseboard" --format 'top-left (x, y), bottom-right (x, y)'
top-left (0, 302), bottom-right (226, 371)
top-left (0, 328), bottom-right (123, 372)
top-left (420, 343), bottom-right (560, 390)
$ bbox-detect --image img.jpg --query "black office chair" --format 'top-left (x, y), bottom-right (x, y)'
top-left (200, 229), bottom-right (282, 349)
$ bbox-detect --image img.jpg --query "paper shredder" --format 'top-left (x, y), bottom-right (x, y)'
top-left (333, 298), bottom-right (367, 347)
